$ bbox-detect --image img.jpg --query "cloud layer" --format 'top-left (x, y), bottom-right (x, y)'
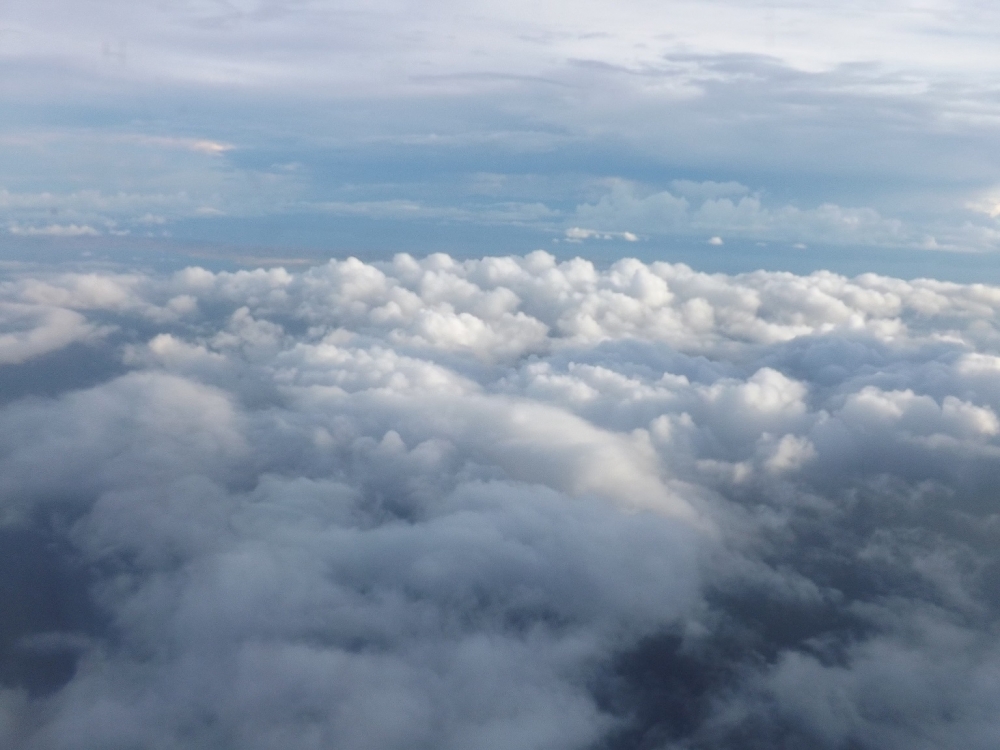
top-left (4, 252), bottom-right (1000, 748)
top-left (6, 1), bottom-right (1000, 263)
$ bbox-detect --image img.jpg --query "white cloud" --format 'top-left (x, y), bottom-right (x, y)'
top-left (8, 0), bottom-right (1000, 92)
top-left (8, 223), bottom-right (100, 237)
top-left (564, 227), bottom-right (638, 242)
top-left (3, 252), bottom-right (1000, 747)
top-left (128, 136), bottom-right (234, 155)
top-left (0, 302), bottom-right (105, 364)
top-left (575, 180), bottom-right (912, 248)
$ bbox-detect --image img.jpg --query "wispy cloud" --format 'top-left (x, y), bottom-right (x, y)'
top-left (564, 227), bottom-right (638, 242)
top-left (8, 222), bottom-right (100, 237)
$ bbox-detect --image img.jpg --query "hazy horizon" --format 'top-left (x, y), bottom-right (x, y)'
top-left (6, 1), bottom-right (1000, 273)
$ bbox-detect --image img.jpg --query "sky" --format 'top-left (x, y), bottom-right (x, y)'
top-left (4, 0), bottom-right (1000, 277)
top-left (7, 4), bottom-right (1000, 750)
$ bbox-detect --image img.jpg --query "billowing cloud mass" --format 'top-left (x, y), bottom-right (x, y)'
top-left (4, 252), bottom-right (1000, 748)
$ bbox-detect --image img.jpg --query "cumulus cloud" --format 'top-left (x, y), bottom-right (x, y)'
top-left (4, 252), bottom-right (1000, 748)
top-left (0, 302), bottom-right (106, 365)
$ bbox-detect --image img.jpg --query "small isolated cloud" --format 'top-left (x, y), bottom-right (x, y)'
top-left (3, 253), bottom-right (1000, 748)
top-left (708, 235), bottom-right (723, 245)
top-left (565, 226), bottom-right (639, 242)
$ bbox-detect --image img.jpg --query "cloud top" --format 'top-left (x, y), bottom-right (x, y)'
top-left (3, 252), bottom-right (1000, 748)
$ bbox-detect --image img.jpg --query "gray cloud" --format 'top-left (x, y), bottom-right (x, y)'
top-left (2, 253), bottom-right (1000, 747)
top-left (573, 180), bottom-right (910, 248)
top-left (5, 2), bottom-right (1000, 260)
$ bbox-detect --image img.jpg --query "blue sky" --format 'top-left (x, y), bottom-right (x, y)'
top-left (4, 0), bottom-right (1000, 277)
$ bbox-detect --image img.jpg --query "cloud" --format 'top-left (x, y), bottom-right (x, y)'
top-left (8, 0), bottom-right (1000, 92)
top-left (0, 131), bottom-right (304, 236)
top-left (3, 252), bottom-right (1000, 747)
top-left (128, 136), bottom-right (234, 155)
top-left (6, 3), bottom-right (1000, 260)
top-left (8, 224), bottom-right (99, 237)
top-left (564, 227), bottom-right (638, 242)
top-left (316, 200), bottom-right (559, 225)
top-left (574, 180), bottom-right (912, 248)
top-left (0, 302), bottom-right (105, 365)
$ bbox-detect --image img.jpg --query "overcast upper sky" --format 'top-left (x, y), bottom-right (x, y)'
top-left (4, 0), bottom-right (1000, 275)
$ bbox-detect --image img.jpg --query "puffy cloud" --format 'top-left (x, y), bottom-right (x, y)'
top-left (0, 303), bottom-right (105, 365)
top-left (4, 252), bottom-right (1000, 747)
